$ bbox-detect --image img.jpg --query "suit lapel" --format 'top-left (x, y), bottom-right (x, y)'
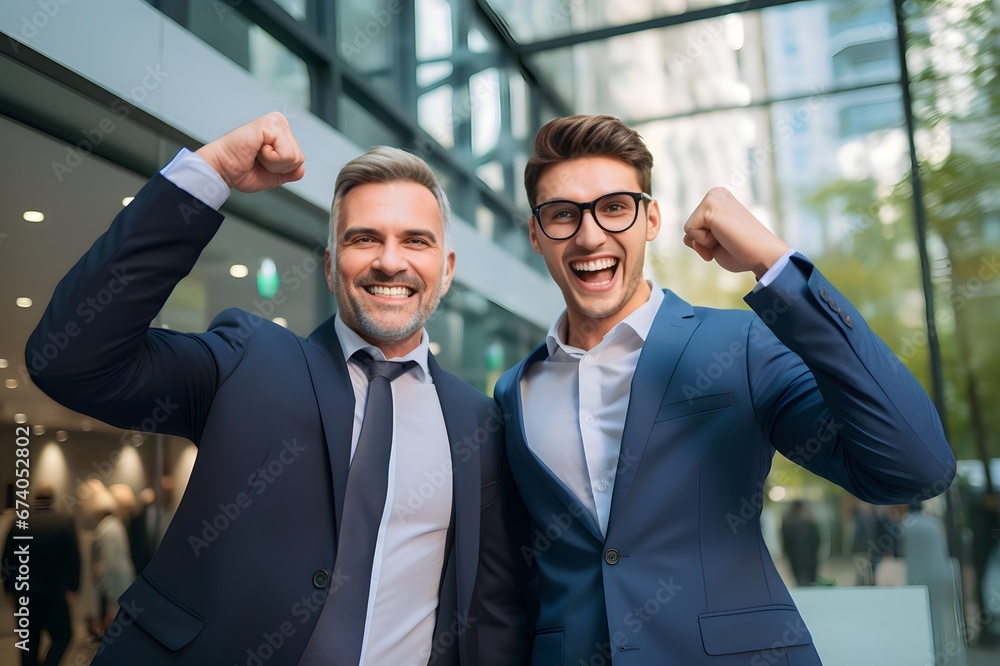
top-left (428, 355), bottom-right (479, 630)
top-left (300, 316), bottom-right (355, 547)
top-left (507, 344), bottom-right (605, 543)
top-left (607, 290), bottom-right (700, 531)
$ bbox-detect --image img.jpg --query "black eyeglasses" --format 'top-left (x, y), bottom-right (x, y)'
top-left (531, 191), bottom-right (652, 240)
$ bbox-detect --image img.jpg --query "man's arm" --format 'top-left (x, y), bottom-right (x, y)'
top-left (25, 113), bottom-right (304, 442)
top-left (684, 188), bottom-right (955, 502)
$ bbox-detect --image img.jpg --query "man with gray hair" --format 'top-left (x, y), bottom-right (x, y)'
top-left (26, 113), bottom-right (529, 665)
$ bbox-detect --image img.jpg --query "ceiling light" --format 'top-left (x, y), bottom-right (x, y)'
top-left (272, 317), bottom-right (288, 327)
top-left (230, 264), bottom-right (249, 278)
top-left (4, 379), bottom-right (18, 389)
top-left (32, 424), bottom-right (45, 436)
top-left (14, 413), bottom-right (27, 424)
top-left (0, 358), bottom-right (7, 368)
top-left (23, 211), bottom-right (44, 222)
top-left (122, 197), bottom-right (135, 206)
top-left (16, 297), bottom-right (33, 308)
top-left (56, 430), bottom-right (69, 442)
top-left (81, 420), bottom-right (93, 432)
top-left (428, 342), bottom-right (442, 355)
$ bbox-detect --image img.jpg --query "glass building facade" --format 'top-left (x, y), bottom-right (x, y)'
top-left (0, 0), bottom-right (997, 661)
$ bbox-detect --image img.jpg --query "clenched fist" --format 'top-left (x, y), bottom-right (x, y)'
top-left (195, 112), bottom-right (305, 193)
top-left (682, 187), bottom-right (790, 280)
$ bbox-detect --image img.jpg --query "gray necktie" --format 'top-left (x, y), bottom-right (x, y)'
top-left (298, 352), bottom-right (416, 666)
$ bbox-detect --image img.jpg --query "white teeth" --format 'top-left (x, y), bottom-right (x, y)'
top-left (367, 286), bottom-right (412, 297)
top-left (570, 258), bottom-right (618, 272)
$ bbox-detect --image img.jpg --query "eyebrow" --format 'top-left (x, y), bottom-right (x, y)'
top-left (341, 227), bottom-right (439, 244)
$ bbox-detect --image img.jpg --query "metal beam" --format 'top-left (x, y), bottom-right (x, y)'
top-left (513, 0), bottom-right (814, 55)
top-left (626, 78), bottom-right (902, 126)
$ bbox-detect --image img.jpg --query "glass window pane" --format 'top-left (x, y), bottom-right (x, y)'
top-left (483, 0), bottom-right (737, 43)
top-left (526, 0), bottom-right (899, 122)
top-left (338, 95), bottom-right (403, 148)
top-left (416, 0), bottom-right (454, 60)
top-left (187, 4), bottom-right (311, 110)
top-left (418, 85), bottom-right (455, 148)
top-left (471, 68), bottom-right (501, 157)
top-left (337, 0), bottom-right (397, 98)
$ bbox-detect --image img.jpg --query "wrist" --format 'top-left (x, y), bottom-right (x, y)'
top-left (751, 242), bottom-right (791, 281)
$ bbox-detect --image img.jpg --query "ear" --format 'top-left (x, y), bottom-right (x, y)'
top-left (529, 216), bottom-right (543, 255)
top-left (324, 247), bottom-right (335, 293)
top-left (645, 198), bottom-right (661, 242)
top-left (440, 249), bottom-right (457, 296)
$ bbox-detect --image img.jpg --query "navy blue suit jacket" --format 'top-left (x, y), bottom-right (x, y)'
top-left (495, 255), bottom-right (955, 665)
top-left (26, 175), bottom-right (529, 665)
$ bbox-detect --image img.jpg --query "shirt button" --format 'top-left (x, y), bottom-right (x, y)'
top-left (597, 482), bottom-right (608, 492)
top-left (584, 355), bottom-right (595, 364)
top-left (585, 415), bottom-right (595, 425)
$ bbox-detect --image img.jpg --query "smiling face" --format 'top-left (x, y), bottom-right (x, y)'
top-left (530, 156), bottom-right (660, 348)
top-left (325, 180), bottom-right (455, 358)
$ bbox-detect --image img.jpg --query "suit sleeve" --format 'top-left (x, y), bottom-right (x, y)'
top-left (745, 253), bottom-right (955, 503)
top-left (25, 174), bottom-right (246, 444)
top-left (474, 407), bottom-right (533, 664)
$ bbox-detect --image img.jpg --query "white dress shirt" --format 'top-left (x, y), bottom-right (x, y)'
top-left (161, 149), bottom-right (454, 666)
top-left (520, 258), bottom-right (794, 537)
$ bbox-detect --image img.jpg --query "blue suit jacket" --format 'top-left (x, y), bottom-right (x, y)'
top-left (26, 175), bottom-right (529, 665)
top-left (495, 255), bottom-right (955, 665)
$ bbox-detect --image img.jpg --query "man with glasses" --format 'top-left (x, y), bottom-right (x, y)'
top-left (494, 114), bottom-right (955, 664)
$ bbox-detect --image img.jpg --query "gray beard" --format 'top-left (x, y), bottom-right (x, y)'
top-left (336, 283), bottom-right (442, 345)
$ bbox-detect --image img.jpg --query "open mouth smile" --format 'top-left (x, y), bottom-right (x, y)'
top-left (570, 257), bottom-right (620, 288)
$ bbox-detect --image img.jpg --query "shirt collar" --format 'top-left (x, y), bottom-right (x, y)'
top-left (334, 313), bottom-right (431, 383)
top-left (545, 279), bottom-right (665, 357)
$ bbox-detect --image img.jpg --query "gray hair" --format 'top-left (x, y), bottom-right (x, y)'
top-left (328, 146), bottom-right (452, 253)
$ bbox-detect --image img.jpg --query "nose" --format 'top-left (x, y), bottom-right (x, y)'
top-left (372, 240), bottom-right (409, 276)
top-left (574, 209), bottom-right (607, 249)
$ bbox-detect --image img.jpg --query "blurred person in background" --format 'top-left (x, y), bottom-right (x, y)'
top-left (82, 480), bottom-right (136, 639)
top-left (494, 114), bottom-right (956, 665)
top-left (906, 502), bottom-right (967, 665)
top-left (781, 500), bottom-right (821, 587)
top-left (2, 487), bottom-right (81, 666)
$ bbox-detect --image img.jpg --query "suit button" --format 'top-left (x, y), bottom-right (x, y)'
top-left (605, 548), bottom-right (620, 565)
top-left (313, 569), bottom-right (330, 589)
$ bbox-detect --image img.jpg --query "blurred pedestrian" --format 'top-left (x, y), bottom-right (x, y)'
top-left (781, 500), bottom-right (821, 586)
top-left (2, 487), bottom-right (81, 666)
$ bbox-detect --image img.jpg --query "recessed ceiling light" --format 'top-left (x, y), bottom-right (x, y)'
top-left (230, 264), bottom-right (249, 278)
top-left (16, 297), bottom-right (33, 308)
top-left (81, 420), bottom-right (93, 432)
top-left (122, 196), bottom-right (135, 206)
top-left (272, 317), bottom-right (288, 327)
top-left (428, 341), bottom-right (442, 355)
top-left (14, 413), bottom-right (27, 424)
top-left (23, 211), bottom-right (44, 222)
top-left (56, 430), bottom-right (69, 442)
top-left (4, 379), bottom-right (18, 389)
top-left (0, 358), bottom-right (7, 368)
top-left (32, 424), bottom-right (45, 436)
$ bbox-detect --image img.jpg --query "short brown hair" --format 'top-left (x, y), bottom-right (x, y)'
top-left (524, 115), bottom-right (653, 206)
top-left (329, 146), bottom-right (451, 252)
